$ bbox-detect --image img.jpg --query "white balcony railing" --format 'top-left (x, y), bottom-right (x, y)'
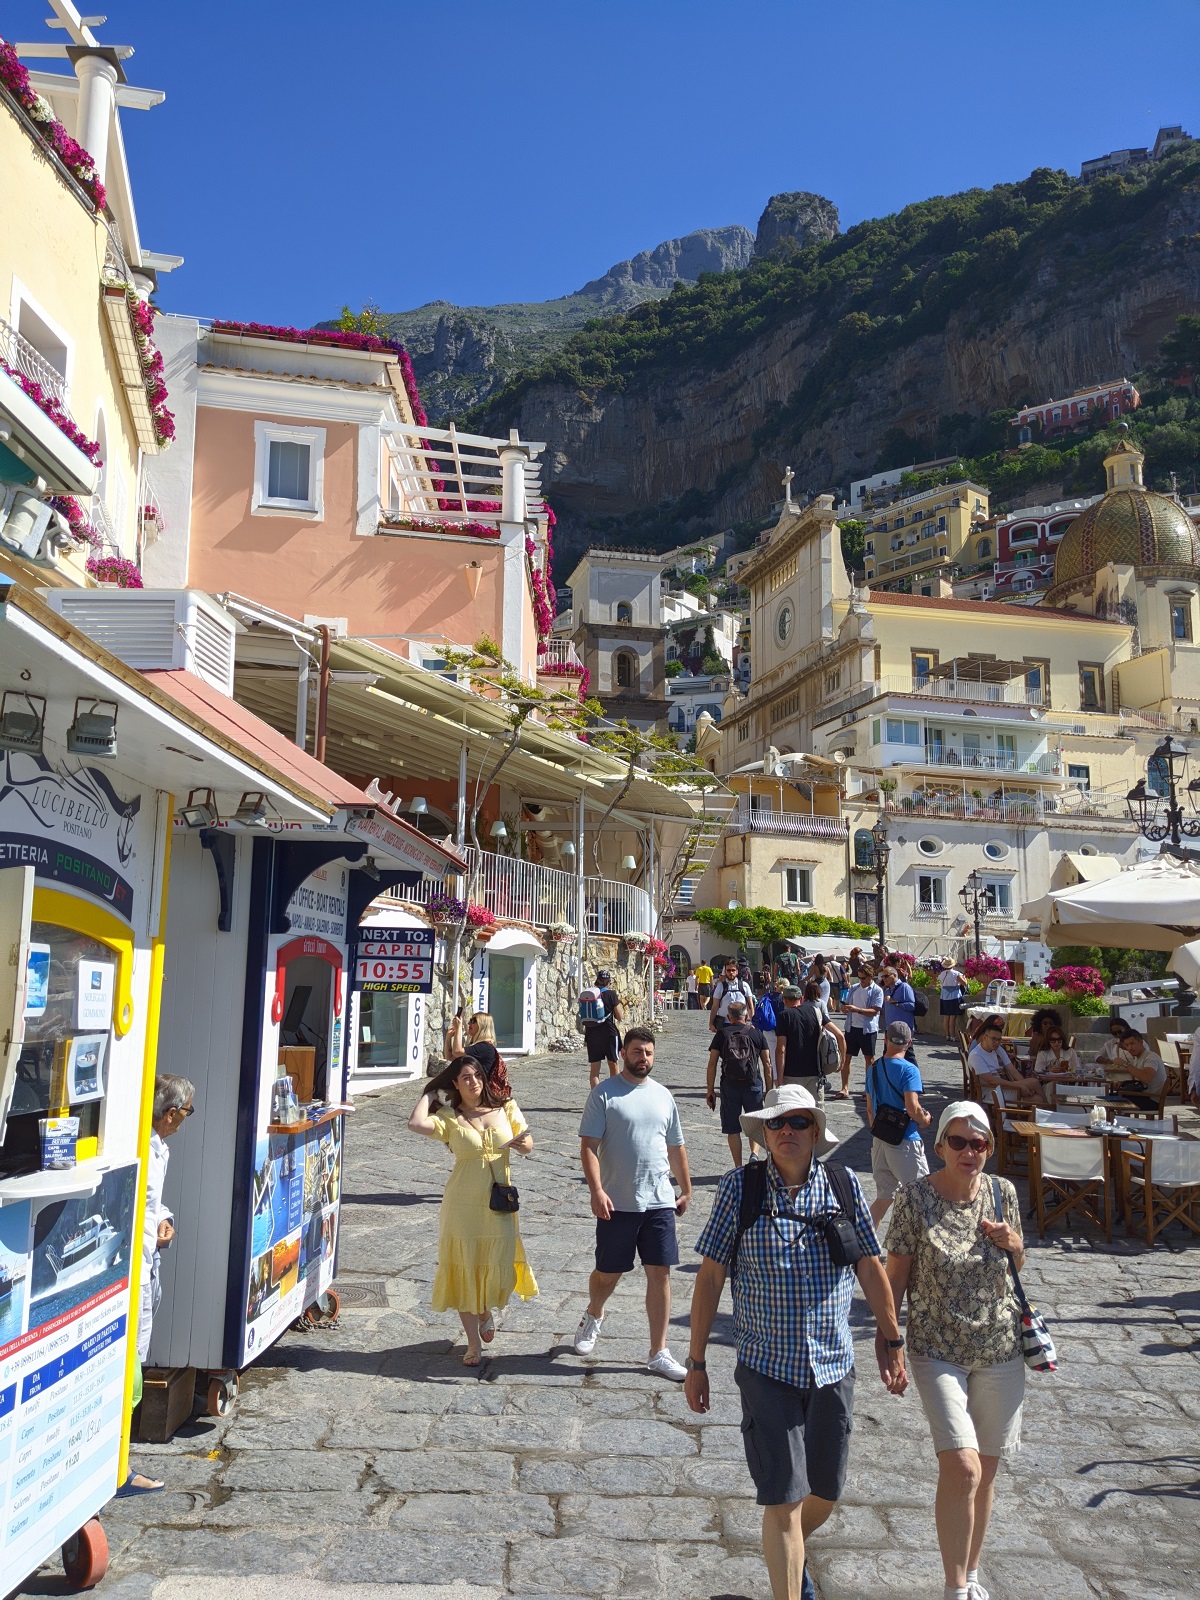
top-left (538, 638), bottom-right (585, 674)
top-left (89, 494), bottom-right (121, 553)
top-left (882, 674), bottom-right (1045, 707)
top-left (881, 748), bottom-right (1058, 775)
top-left (0, 318), bottom-right (69, 406)
top-left (381, 421), bottom-right (547, 526)
top-left (405, 847), bottom-right (653, 936)
top-left (730, 806), bottom-right (848, 840)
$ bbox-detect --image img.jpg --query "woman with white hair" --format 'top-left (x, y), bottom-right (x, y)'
top-left (884, 1102), bottom-right (1026, 1600)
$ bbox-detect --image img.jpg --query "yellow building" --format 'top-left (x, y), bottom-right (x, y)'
top-left (861, 478), bottom-right (990, 591)
top-left (1, 20), bottom-right (176, 586)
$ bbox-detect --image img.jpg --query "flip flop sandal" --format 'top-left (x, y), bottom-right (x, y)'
top-left (480, 1313), bottom-right (496, 1343)
top-left (116, 1473), bottom-right (165, 1497)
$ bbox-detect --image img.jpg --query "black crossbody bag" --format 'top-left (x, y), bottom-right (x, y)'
top-left (487, 1155), bottom-right (519, 1213)
top-left (869, 1059), bottom-right (911, 1146)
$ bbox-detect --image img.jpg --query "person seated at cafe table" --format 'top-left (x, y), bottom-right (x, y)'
top-left (1095, 1018), bottom-right (1132, 1067)
top-left (968, 1021), bottom-right (1046, 1106)
top-left (1108, 1029), bottom-right (1168, 1111)
top-left (1022, 1008), bottom-right (1063, 1069)
top-left (1032, 1026), bottom-right (1081, 1085)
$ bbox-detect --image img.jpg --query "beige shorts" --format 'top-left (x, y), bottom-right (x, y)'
top-left (870, 1134), bottom-right (929, 1204)
top-left (908, 1353), bottom-right (1025, 1456)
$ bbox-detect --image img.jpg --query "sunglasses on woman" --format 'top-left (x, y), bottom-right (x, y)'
top-left (765, 1114), bottom-right (816, 1132)
top-left (944, 1133), bottom-right (989, 1154)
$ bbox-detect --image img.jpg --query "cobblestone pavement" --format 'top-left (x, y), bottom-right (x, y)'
top-left (18, 1013), bottom-right (1200, 1600)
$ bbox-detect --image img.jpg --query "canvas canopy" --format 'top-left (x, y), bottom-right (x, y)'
top-left (1022, 856), bottom-right (1200, 952)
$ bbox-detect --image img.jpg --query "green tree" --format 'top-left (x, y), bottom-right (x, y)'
top-left (838, 518), bottom-right (866, 570)
top-left (1156, 313), bottom-right (1200, 391)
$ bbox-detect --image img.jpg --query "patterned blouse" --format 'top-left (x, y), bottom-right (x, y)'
top-left (886, 1176), bottom-right (1022, 1366)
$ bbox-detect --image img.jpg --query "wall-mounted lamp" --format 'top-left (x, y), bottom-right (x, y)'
top-left (67, 698), bottom-right (117, 759)
top-left (360, 855), bottom-right (381, 881)
top-left (233, 791), bottom-right (271, 828)
top-left (464, 560), bottom-right (484, 599)
top-left (408, 796), bottom-right (428, 816)
top-left (179, 788), bottom-right (219, 829)
top-left (0, 691), bottom-right (45, 755)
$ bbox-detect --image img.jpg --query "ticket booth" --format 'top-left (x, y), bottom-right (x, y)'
top-left (0, 581), bottom-right (347, 1590)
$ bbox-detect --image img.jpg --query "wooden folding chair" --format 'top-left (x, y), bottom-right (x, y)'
top-left (1031, 1128), bottom-right (1111, 1240)
top-left (1121, 1140), bottom-right (1200, 1244)
top-left (986, 1085), bottom-right (1028, 1176)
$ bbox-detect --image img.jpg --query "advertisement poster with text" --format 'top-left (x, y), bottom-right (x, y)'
top-left (0, 1162), bottom-right (138, 1583)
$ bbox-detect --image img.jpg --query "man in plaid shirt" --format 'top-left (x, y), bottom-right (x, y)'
top-left (685, 1084), bottom-right (907, 1600)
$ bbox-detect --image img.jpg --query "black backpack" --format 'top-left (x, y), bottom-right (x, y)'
top-left (719, 1024), bottom-right (759, 1085)
top-left (728, 1158), bottom-right (865, 1278)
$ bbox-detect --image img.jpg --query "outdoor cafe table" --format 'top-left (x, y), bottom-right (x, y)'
top-left (1009, 1119), bottom-right (1198, 1223)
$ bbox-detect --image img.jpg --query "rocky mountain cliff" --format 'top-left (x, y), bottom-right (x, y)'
top-left (372, 224), bottom-right (765, 420)
top-left (464, 157), bottom-right (1200, 563)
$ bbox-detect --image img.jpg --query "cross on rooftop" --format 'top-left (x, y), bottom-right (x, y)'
top-left (783, 466), bottom-right (794, 509)
top-left (15, 2), bottom-right (133, 61)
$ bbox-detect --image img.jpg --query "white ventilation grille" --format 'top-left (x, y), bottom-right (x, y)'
top-left (46, 589), bottom-right (237, 696)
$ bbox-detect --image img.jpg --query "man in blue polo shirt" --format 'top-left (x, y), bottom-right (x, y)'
top-left (881, 965), bottom-right (918, 1064)
top-left (683, 1085), bottom-right (907, 1600)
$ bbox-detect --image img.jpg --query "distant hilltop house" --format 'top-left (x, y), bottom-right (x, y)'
top-left (1013, 381), bottom-right (1140, 442)
top-left (1080, 125), bottom-right (1193, 180)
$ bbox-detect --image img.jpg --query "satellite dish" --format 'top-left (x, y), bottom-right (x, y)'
top-left (832, 750), bottom-right (846, 765)
top-left (727, 899), bottom-right (742, 910)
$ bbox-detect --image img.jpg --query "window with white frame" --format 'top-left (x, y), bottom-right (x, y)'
top-left (784, 866), bottom-right (812, 905)
top-left (917, 873), bottom-right (946, 913)
top-left (982, 878), bottom-right (1013, 915)
top-left (253, 422), bottom-right (326, 517)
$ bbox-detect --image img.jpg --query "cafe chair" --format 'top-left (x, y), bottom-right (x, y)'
top-left (986, 1085), bottom-right (1028, 1176)
top-left (1120, 1140), bottom-right (1200, 1244)
top-left (1113, 1115), bottom-right (1178, 1136)
top-left (1031, 1128), bottom-right (1111, 1241)
top-left (1119, 1082), bottom-right (1171, 1119)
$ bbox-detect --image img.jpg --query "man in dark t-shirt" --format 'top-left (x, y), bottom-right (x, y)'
top-left (772, 986), bottom-right (822, 1090)
top-left (706, 1001), bottom-right (770, 1168)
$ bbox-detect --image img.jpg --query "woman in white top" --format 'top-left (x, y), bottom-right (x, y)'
top-left (938, 962), bottom-right (966, 1039)
top-left (1032, 1024), bottom-right (1081, 1084)
top-left (1095, 1019), bottom-right (1131, 1066)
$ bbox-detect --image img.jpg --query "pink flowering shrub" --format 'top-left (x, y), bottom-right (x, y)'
top-left (1046, 965), bottom-right (1106, 997)
top-left (47, 496), bottom-right (101, 548)
top-left (0, 38), bottom-right (107, 210)
top-left (86, 553), bottom-right (143, 588)
top-left (1, 366), bottom-right (103, 463)
top-left (963, 955), bottom-right (1012, 983)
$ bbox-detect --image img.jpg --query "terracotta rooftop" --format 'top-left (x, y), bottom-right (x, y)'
top-left (866, 590), bottom-right (1125, 624)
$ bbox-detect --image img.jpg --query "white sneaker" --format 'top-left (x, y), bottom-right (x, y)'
top-left (573, 1310), bottom-right (603, 1355)
top-left (647, 1348), bottom-right (687, 1382)
top-left (967, 1583), bottom-right (990, 1600)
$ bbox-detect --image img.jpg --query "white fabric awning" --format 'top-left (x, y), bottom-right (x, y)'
top-left (1023, 856), bottom-right (1200, 952)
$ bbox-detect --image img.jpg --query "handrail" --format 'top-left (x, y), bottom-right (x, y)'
top-left (0, 317), bottom-right (68, 405)
top-left (400, 847), bottom-right (653, 935)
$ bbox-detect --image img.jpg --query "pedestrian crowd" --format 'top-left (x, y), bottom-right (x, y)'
top-left (408, 950), bottom-right (1036, 1600)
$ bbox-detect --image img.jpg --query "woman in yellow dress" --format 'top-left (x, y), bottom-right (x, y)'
top-left (408, 1054), bottom-right (538, 1364)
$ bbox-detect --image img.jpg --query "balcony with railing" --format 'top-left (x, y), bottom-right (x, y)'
top-left (880, 786), bottom-right (1130, 825)
top-left (729, 805), bottom-right (848, 841)
top-left (402, 846), bottom-right (653, 935)
top-left (874, 746), bottom-right (1059, 776)
top-left (0, 317), bottom-right (69, 406)
top-left (537, 638), bottom-right (585, 675)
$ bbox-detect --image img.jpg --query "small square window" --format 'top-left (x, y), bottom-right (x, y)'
top-left (253, 422), bottom-right (326, 518)
top-left (784, 866), bottom-right (812, 905)
top-left (268, 440), bottom-right (310, 502)
top-left (1171, 602), bottom-right (1192, 641)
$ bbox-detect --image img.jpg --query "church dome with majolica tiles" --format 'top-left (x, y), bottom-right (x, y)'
top-left (1046, 431), bottom-right (1200, 604)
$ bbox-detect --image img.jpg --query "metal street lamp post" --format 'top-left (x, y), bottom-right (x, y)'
top-left (958, 868), bottom-right (984, 960)
top-left (870, 817), bottom-right (890, 948)
top-left (1125, 735), bottom-right (1200, 1013)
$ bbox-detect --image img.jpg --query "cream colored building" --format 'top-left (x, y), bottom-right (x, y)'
top-left (862, 478), bottom-right (990, 591)
top-left (1, 17), bottom-right (177, 587)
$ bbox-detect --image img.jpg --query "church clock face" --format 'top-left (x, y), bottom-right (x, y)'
top-left (776, 601), bottom-right (794, 645)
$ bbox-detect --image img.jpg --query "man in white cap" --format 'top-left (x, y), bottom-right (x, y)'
top-left (684, 1085), bottom-right (907, 1600)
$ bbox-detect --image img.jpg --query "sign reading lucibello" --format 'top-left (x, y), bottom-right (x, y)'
top-left (350, 926), bottom-right (434, 995)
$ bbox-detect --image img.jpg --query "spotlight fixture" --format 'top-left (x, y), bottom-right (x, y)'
top-left (66, 697), bottom-right (117, 758)
top-left (0, 691), bottom-right (45, 755)
top-left (179, 788), bottom-right (219, 829)
top-left (360, 855), bottom-right (381, 881)
top-left (233, 791), bottom-right (270, 827)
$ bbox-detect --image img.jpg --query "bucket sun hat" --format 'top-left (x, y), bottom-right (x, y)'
top-left (740, 1084), bottom-right (839, 1156)
top-left (935, 1099), bottom-right (993, 1148)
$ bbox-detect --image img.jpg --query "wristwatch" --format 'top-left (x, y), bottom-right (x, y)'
top-left (685, 1357), bottom-right (707, 1371)
top-left (884, 1337), bottom-right (905, 1349)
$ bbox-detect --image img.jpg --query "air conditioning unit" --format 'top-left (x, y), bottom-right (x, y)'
top-left (45, 589), bottom-right (237, 696)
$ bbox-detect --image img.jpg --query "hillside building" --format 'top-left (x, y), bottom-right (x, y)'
top-left (1013, 381), bottom-right (1139, 442)
top-left (989, 497), bottom-right (1100, 601)
top-left (1080, 126), bottom-right (1193, 180)
top-left (558, 548), bottom-right (671, 729)
top-left (861, 479), bottom-right (990, 591)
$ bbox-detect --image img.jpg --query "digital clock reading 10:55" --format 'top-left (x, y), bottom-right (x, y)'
top-left (775, 602), bottom-right (794, 644)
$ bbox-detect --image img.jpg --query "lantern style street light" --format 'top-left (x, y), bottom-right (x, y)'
top-left (958, 868), bottom-right (985, 959)
top-left (870, 817), bottom-right (890, 947)
top-left (1125, 735), bottom-right (1200, 854)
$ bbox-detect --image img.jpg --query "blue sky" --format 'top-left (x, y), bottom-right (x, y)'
top-left (10, 1), bottom-right (1200, 324)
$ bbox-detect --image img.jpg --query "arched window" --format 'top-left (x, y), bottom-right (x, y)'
top-left (853, 828), bottom-right (876, 870)
top-left (976, 538), bottom-right (991, 559)
top-left (616, 601), bottom-right (633, 624)
top-left (615, 651), bottom-right (636, 689)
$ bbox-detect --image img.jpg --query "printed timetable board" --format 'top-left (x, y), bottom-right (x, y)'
top-left (351, 927), bottom-right (433, 995)
top-left (0, 1162), bottom-right (138, 1579)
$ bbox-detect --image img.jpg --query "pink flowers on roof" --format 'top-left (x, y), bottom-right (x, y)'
top-left (0, 37), bottom-right (107, 212)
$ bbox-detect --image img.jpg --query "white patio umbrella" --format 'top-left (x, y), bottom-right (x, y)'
top-left (1167, 938), bottom-right (1200, 990)
top-left (1022, 856), bottom-right (1200, 952)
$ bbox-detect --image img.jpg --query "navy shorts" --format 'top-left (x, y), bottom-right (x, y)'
top-left (595, 1207), bottom-right (679, 1273)
top-left (845, 1027), bottom-right (879, 1061)
top-left (736, 1363), bottom-right (855, 1506)
top-left (719, 1075), bottom-right (764, 1135)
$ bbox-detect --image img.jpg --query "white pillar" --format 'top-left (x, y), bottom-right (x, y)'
top-left (498, 432), bottom-right (529, 525)
top-left (74, 53), bottom-right (118, 184)
top-left (647, 824), bottom-right (656, 1027)
top-left (456, 743), bottom-right (468, 848)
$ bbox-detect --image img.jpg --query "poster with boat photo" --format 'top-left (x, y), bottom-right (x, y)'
top-left (242, 1135), bottom-right (305, 1362)
top-left (28, 1163), bottom-right (137, 1332)
top-left (0, 1199), bottom-right (32, 1354)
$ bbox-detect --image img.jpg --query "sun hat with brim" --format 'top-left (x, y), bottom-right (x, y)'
top-left (935, 1100), bottom-right (993, 1149)
top-left (740, 1084), bottom-right (839, 1156)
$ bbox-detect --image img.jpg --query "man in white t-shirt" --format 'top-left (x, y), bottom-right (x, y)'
top-left (838, 964), bottom-right (884, 1098)
top-left (709, 957), bottom-right (756, 1033)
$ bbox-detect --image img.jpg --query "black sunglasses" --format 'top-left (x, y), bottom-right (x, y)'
top-left (765, 1114), bottom-right (817, 1132)
top-left (944, 1133), bottom-right (989, 1154)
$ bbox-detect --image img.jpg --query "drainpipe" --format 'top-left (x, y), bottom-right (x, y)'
top-left (647, 823), bottom-right (656, 1028)
top-left (455, 743), bottom-right (468, 848)
top-left (295, 644), bottom-right (310, 749)
top-left (315, 625), bottom-right (331, 764)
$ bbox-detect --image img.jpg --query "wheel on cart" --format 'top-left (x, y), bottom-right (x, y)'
top-left (206, 1372), bottom-right (239, 1417)
top-left (312, 1288), bottom-right (341, 1322)
top-left (62, 1517), bottom-right (109, 1588)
